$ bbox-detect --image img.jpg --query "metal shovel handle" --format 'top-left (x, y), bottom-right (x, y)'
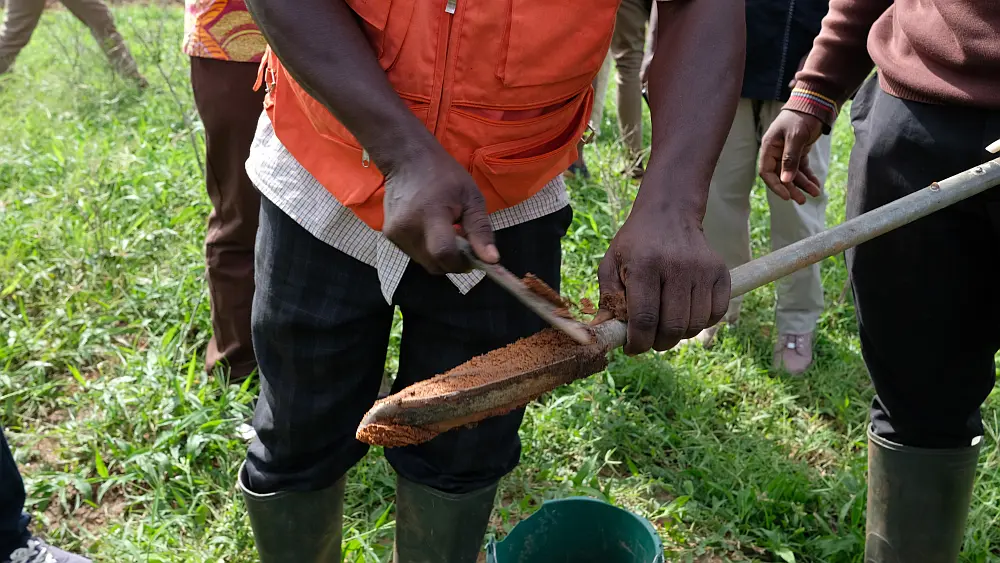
top-left (596, 156), bottom-right (1000, 350)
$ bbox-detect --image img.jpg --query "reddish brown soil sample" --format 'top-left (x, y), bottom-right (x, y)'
top-left (579, 297), bottom-right (597, 315)
top-left (356, 422), bottom-right (438, 448)
top-left (356, 327), bottom-right (611, 447)
top-left (522, 273), bottom-right (570, 308)
top-left (599, 292), bottom-right (628, 321)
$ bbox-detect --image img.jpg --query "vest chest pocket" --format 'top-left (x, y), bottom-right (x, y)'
top-left (496, 0), bottom-right (621, 89)
top-left (345, 0), bottom-right (416, 70)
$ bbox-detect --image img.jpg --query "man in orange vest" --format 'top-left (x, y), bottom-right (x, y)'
top-left (239, 0), bottom-right (744, 561)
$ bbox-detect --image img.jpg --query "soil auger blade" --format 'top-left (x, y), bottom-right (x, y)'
top-left (360, 355), bottom-right (578, 429)
top-left (356, 323), bottom-right (626, 448)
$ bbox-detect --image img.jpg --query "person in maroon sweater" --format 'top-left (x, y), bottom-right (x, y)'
top-left (758, 0), bottom-right (1000, 560)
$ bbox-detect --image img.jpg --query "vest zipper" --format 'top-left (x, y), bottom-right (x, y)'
top-left (774, 0), bottom-right (796, 99)
top-left (429, 0), bottom-right (459, 139)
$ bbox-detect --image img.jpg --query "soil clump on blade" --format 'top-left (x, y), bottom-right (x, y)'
top-left (356, 327), bottom-right (610, 447)
top-left (522, 273), bottom-right (572, 318)
top-left (599, 292), bottom-right (629, 321)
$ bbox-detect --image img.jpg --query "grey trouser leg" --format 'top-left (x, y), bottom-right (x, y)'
top-left (702, 98), bottom-right (830, 334)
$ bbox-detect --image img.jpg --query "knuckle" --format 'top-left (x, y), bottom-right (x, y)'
top-left (465, 212), bottom-right (492, 233)
top-left (660, 317), bottom-right (687, 336)
top-left (714, 262), bottom-right (730, 281)
top-left (630, 310), bottom-right (658, 331)
top-left (382, 222), bottom-right (406, 244)
top-left (428, 241), bottom-right (457, 262)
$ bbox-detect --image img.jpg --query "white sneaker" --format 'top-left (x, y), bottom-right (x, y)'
top-left (678, 324), bottom-right (723, 349)
top-left (678, 313), bottom-right (738, 349)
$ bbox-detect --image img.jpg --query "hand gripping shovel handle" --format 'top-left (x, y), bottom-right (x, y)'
top-left (594, 156), bottom-right (1000, 350)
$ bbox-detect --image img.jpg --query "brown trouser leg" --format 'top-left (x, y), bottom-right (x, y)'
top-left (190, 57), bottom-right (265, 383)
top-left (0, 0), bottom-right (46, 74)
top-left (61, 0), bottom-right (144, 82)
top-left (0, 0), bottom-right (143, 81)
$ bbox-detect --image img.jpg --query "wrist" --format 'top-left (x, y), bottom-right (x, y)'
top-left (631, 163), bottom-right (708, 222)
top-left (630, 193), bottom-right (705, 225)
top-left (369, 126), bottom-right (439, 177)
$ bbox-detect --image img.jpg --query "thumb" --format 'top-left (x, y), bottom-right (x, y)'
top-left (461, 192), bottom-right (498, 263)
top-left (780, 131), bottom-right (806, 185)
top-left (597, 251), bottom-right (627, 321)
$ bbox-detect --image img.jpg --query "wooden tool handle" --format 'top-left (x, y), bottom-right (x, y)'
top-left (596, 156), bottom-right (1000, 350)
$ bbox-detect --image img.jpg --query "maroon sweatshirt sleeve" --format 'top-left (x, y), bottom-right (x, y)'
top-left (783, 0), bottom-right (893, 129)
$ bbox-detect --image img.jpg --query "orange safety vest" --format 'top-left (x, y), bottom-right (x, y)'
top-left (256, 0), bottom-right (622, 231)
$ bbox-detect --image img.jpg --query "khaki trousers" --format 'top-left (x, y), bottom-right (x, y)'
top-left (704, 99), bottom-right (831, 335)
top-left (589, 0), bottom-right (651, 155)
top-left (0, 0), bottom-right (141, 79)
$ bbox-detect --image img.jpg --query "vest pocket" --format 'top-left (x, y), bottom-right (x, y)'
top-left (496, 0), bottom-right (619, 89)
top-left (466, 90), bottom-right (593, 208)
top-left (344, 0), bottom-right (415, 70)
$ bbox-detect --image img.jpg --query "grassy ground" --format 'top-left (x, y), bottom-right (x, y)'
top-left (3, 6), bottom-right (1000, 563)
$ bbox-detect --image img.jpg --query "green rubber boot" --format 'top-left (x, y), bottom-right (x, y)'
top-left (865, 428), bottom-right (981, 563)
top-left (238, 462), bottom-right (346, 563)
top-left (393, 477), bottom-right (498, 563)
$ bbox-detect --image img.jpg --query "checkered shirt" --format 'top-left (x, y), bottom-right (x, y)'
top-left (245, 113), bottom-right (570, 303)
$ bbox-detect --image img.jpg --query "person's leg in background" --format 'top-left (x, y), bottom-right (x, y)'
top-left (687, 99), bottom-right (757, 346)
top-left (59, 0), bottom-right (146, 86)
top-left (762, 100), bottom-right (829, 374)
top-left (847, 77), bottom-right (1000, 562)
top-left (190, 57), bottom-right (265, 383)
top-left (591, 52), bottom-right (612, 133)
top-left (566, 52), bottom-right (612, 179)
top-left (388, 206), bottom-right (572, 562)
top-left (0, 0), bottom-right (44, 76)
top-left (610, 0), bottom-right (651, 177)
top-left (240, 198), bottom-right (395, 562)
top-left (0, 427), bottom-right (29, 561)
top-left (1, 427), bottom-right (90, 562)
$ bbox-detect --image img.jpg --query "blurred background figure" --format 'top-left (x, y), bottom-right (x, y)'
top-left (681, 0), bottom-right (831, 375)
top-left (184, 0), bottom-right (266, 384)
top-left (1, 428), bottom-right (90, 562)
top-left (0, 0), bottom-right (146, 85)
top-left (567, 0), bottom-right (652, 180)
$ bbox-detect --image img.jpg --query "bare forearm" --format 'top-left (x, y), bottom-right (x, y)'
top-left (245, 0), bottom-right (434, 171)
top-left (641, 0), bottom-right (744, 216)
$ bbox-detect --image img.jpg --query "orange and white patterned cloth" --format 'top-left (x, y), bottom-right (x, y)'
top-left (183, 0), bottom-right (266, 62)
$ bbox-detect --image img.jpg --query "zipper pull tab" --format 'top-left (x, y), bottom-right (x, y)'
top-left (445, 0), bottom-right (456, 14)
top-left (362, 149), bottom-right (371, 168)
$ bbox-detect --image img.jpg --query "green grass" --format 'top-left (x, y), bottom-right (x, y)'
top-left (2, 5), bottom-right (1000, 562)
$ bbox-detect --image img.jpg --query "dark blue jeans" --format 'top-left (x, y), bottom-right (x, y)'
top-left (0, 427), bottom-right (29, 559)
top-left (244, 197), bottom-right (572, 496)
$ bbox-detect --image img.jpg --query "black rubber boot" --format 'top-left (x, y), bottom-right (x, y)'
top-left (865, 428), bottom-right (981, 563)
top-left (238, 463), bottom-right (346, 563)
top-left (393, 477), bottom-right (498, 563)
